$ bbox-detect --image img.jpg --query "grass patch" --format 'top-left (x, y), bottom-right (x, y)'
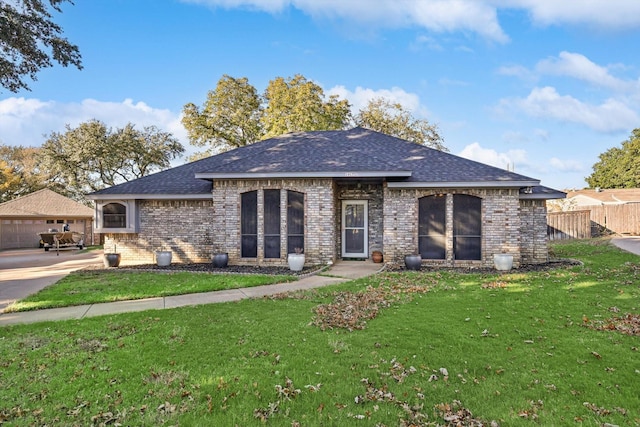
top-left (4, 271), bottom-right (295, 312)
top-left (0, 239), bottom-right (639, 425)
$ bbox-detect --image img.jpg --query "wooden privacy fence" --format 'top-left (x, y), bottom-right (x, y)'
top-left (547, 204), bottom-right (640, 239)
top-left (588, 203), bottom-right (640, 235)
top-left (547, 210), bottom-right (591, 240)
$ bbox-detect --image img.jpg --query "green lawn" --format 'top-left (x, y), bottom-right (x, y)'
top-left (0, 239), bottom-right (638, 426)
top-left (4, 271), bottom-right (296, 312)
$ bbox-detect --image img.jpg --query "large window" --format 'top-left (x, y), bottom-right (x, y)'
top-left (453, 194), bottom-right (481, 260)
top-left (287, 191), bottom-right (304, 254)
top-left (418, 195), bottom-right (446, 259)
top-left (241, 191), bottom-right (258, 258)
top-left (263, 189), bottom-right (281, 258)
top-left (103, 202), bottom-right (127, 228)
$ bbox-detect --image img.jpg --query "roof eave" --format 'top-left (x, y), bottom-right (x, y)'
top-left (87, 193), bottom-right (212, 201)
top-left (194, 171), bottom-right (413, 180)
top-left (386, 180), bottom-right (540, 189)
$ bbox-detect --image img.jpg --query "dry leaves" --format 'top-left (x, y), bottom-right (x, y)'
top-left (584, 312), bottom-right (640, 336)
top-left (311, 284), bottom-right (431, 331)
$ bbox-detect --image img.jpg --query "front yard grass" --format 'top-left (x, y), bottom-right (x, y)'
top-left (0, 238), bottom-right (638, 426)
top-left (4, 271), bottom-right (296, 312)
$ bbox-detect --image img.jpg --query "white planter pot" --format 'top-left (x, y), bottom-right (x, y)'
top-left (156, 250), bottom-right (172, 266)
top-left (287, 253), bottom-right (305, 271)
top-left (493, 254), bottom-right (513, 271)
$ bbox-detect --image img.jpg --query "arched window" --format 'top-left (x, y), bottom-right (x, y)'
top-left (103, 202), bottom-right (127, 228)
top-left (418, 195), bottom-right (446, 259)
top-left (453, 194), bottom-right (481, 260)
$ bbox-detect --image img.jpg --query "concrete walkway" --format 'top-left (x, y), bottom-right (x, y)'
top-left (0, 260), bottom-right (383, 326)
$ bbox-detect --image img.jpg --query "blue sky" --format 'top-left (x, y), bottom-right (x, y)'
top-left (2, 0), bottom-right (640, 190)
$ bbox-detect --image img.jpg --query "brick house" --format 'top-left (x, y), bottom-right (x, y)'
top-left (88, 128), bottom-right (564, 268)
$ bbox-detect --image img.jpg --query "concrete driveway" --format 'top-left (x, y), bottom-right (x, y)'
top-left (611, 236), bottom-right (640, 256)
top-left (0, 248), bottom-right (103, 313)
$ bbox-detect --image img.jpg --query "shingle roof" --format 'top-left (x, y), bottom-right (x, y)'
top-left (0, 189), bottom-right (94, 217)
top-left (90, 127), bottom-right (546, 197)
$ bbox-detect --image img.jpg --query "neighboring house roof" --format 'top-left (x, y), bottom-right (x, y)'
top-left (0, 189), bottom-right (94, 218)
top-left (89, 127), bottom-right (562, 199)
top-left (566, 188), bottom-right (640, 205)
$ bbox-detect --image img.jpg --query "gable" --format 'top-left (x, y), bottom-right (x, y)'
top-left (0, 189), bottom-right (94, 218)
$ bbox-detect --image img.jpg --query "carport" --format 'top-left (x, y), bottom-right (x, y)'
top-left (0, 189), bottom-right (95, 250)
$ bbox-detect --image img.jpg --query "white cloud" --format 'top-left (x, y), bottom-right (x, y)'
top-left (458, 142), bottom-right (528, 170)
top-left (0, 97), bottom-right (187, 148)
top-left (327, 85), bottom-right (429, 117)
top-left (495, 0), bottom-right (640, 29)
top-left (549, 157), bottom-right (584, 172)
top-left (536, 51), bottom-right (638, 93)
top-left (184, 0), bottom-right (509, 42)
top-left (498, 86), bottom-right (639, 132)
top-left (184, 0), bottom-right (640, 44)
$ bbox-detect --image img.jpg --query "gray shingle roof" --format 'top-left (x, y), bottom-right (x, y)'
top-left (0, 189), bottom-right (94, 217)
top-left (89, 127), bottom-right (547, 197)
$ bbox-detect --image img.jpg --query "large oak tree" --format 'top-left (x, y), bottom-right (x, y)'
top-left (1, 0), bottom-right (82, 92)
top-left (182, 74), bottom-right (447, 158)
top-left (40, 120), bottom-right (184, 201)
top-left (586, 128), bottom-right (640, 189)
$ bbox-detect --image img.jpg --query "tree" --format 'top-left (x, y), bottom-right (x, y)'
top-left (40, 120), bottom-right (184, 200)
top-left (261, 74), bottom-right (351, 138)
top-left (0, 144), bottom-right (49, 201)
top-left (354, 98), bottom-right (446, 151)
top-left (586, 128), bottom-right (640, 188)
top-left (0, 0), bottom-right (82, 92)
top-left (182, 75), bottom-right (262, 156)
top-left (182, 74), bottom-right (352, 156)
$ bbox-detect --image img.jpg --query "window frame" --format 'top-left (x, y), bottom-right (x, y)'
top-left (94, 200), bottom-right (138, 233)
top-left (418, 195), bottom-right (447, 260)
top-left (452, 194), bottom-right (482, 261)
top-left (241, 190), bottom-right (258, 258)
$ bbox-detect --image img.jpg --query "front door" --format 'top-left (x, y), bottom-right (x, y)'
top-left (341, 200), bottom-right (368, 258)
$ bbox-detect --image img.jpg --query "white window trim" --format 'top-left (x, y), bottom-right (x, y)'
top-left (94, 200), bottom-right (138, 233)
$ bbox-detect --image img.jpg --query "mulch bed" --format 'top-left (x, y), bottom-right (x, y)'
top-left (94, 259), bottom-right (581, 276)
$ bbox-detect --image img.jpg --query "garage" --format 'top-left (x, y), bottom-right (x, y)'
top-left (0, 189), bottom-right (95, 250)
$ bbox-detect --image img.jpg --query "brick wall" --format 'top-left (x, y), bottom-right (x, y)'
top-left (383, 187), bottom-right (526, 268)
top-left (103, 200), bottom-right (214, 265)
top-left (519, 199), bottom-right (549, 264)
top-left (211, 179), bottom-right (336, 266)
top-left (104, 182), bottom-right (549, 269)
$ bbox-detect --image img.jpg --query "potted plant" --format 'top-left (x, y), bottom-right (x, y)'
top-left (155, 249), bottom-right (172, 266)
top-left (103, 244), bottom-right (121, 268)
top-left (287, 247), bottom-right (305, 272)
top-left (212, 249), bottom-right (229, 268)
top-left (404, 253), bottom-right (422, 271)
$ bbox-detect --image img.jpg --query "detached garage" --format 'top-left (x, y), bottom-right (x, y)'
top-left (0, 189), bottom-right (94, 250)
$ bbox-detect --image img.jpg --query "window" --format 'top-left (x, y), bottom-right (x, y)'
top-left (453, 194), bottom-right (481, 260)
top-left (95, 200), bottom-right (137, 232)
top-left (241, 191), bottom-right (258, 258)
top-left (287, 191), bottom-right (304, 254)
top-left (103, 203), bottom-right (127, 228)
top-left (418, 195), bottom-right (446, 259)
top-left (263, 189), bottom-right (281, 258)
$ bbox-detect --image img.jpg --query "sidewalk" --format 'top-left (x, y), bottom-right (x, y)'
top-left (0, 260), bottom-right (383, 326)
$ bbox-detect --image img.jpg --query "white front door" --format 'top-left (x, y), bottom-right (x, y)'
top-left (341, 200), bottom-right (368, 258)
